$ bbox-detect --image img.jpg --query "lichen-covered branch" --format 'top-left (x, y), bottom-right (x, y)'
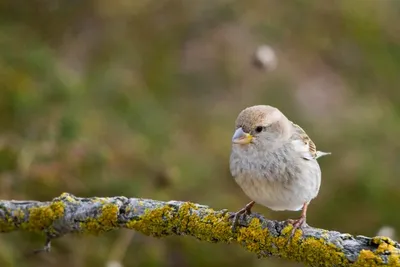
top-left (0, 193), bottom-right (398, 266)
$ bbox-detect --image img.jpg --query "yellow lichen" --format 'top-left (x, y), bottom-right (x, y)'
top-left (126, 202), bottom-right (234, 242)
top-left (232, 217), bottom-right (351, 266)
top-left (356, 249), bottom-right (384, 265)
top-left (177, 204), bottom-right (194, 233)
top-left (184, 205), bottom-right (233, 243)
top-left (126, 205), bottom-right (175, 237)
top-left (237, 218), bottom-right (268, 254)
top-left (60, 192), bottom-right (78, 203)
top-left (388, 254), bottom-right (400, 266)
top-left (50, 201), bottom-right (65, 219)
top-left (298, 236), bottom-right (347, 266)
top-left (355, 236), bottom-right (400, 266)
top-left (372, 236), bottom-right (397, 254)
top-left (0, 207), bottom-right (28, 233)
top-left (280, 224), bottom-right (293, 236)
top-left (13, 208), bottom-right (25, 220)
top-left (80, 203), bottom-right (119, 235)
top-left (0, 213), bottom-right (15, 232)
top-left (21, 201), bottom-right (65, 232)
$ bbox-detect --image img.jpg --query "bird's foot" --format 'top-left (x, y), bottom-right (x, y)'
top-left (286, 216), bottom-right (307, 242)
top-left (229, 201), bottom-right (255, 232)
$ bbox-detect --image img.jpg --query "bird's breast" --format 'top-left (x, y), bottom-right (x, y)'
top-left (229, 145), bottom-right (321, 211)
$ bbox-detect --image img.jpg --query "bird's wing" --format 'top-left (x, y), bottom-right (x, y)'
top-left (290, 122), bottom-right (318, 160)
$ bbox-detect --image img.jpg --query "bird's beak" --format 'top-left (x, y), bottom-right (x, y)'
top-left (232, 127), bottom-right (253, 145)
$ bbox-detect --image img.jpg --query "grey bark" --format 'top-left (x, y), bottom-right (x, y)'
top-left (0, 193), bottom-right (398, 266)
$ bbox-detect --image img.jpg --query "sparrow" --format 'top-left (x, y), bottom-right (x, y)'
top-left (229, 105), bottom-right (330, 236)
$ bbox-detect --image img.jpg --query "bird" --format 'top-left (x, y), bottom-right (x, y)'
top-left (229, 105), bottom-right (330, 236)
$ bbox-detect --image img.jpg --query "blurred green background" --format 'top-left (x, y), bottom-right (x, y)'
top-left (1, 0), bottom-right (400, 266)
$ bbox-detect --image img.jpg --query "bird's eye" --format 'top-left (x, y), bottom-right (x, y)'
top-left (255, 126), bottom-right (264, 133)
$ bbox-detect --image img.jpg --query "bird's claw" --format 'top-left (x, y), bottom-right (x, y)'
top-left (229, 201), bottom-right (255, 231)
top-left (286, 216), bottom-right (307, 243)
top-left (229, 209), bottom-right (248, 232)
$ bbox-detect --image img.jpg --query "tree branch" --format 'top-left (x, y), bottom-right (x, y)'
top-left (0, 193), bottom-right (398, 266)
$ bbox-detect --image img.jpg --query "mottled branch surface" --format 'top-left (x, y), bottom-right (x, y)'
top-left (0, 193), bottom-right (399, 266)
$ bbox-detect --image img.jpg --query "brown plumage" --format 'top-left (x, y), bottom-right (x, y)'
top-left (291, 122), bottom-right (317, 158)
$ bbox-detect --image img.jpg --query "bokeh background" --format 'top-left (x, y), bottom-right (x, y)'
top-left (1, 0), bottom-right (400, 266)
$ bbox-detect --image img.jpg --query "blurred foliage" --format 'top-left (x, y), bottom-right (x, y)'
top-left (0, 0), bottom-right (400, 266)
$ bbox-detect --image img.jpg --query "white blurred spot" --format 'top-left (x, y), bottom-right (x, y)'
top-left (252, 45), bottom-right (278, 71)
top-left (376, 226), bottom-right (396, 239)
top-left (106, 261), bottom-right (123, 267)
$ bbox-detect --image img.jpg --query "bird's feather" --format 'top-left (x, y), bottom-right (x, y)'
top-left (290, 122), bottom-right (330, 160)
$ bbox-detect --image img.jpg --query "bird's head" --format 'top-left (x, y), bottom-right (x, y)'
top-left (232, 105), bottom-right (291, 147)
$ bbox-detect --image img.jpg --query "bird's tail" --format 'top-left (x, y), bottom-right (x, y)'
top-left (316, 151), bottom-right (331, 159)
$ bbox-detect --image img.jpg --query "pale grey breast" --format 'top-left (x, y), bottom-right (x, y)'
top-left (230, 142), bottom-right (321, 210)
